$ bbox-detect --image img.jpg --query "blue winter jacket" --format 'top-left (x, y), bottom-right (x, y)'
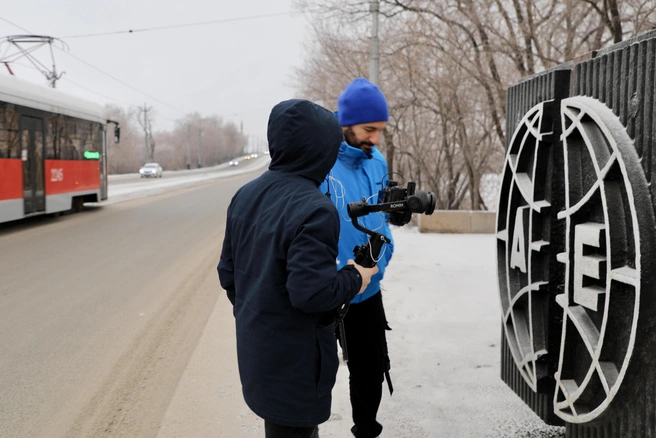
top-left (217, 100), bottom-right (362, 427)
top-left (318, 142), bottom-right (394, 304)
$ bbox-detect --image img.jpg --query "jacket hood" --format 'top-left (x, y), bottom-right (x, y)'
top-left (267, 99), bottom-right (343, 185)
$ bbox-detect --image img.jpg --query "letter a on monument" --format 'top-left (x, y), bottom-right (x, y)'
top-left (510, 207), bottom-right (527, 273)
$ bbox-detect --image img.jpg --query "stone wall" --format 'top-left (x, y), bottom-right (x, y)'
top-left (418, 210), bottom-right (496, 233)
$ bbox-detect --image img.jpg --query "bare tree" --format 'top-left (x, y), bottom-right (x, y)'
top-left (103, 103), bottom-right (248, 174)
top-left (136, 104), bottom-right (156, 163)
top-left (153, 114), bottom-right (247, 171)
top-left (293, 0), bottom-right (656, 210)
top-left (104, 104), bottom-right (141, 174)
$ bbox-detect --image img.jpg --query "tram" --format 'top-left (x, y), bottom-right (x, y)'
top-left (0, 73), bottom-right (119, 224)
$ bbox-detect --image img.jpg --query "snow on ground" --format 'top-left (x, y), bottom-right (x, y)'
top-left (319, 226), bottom-right (565, 438)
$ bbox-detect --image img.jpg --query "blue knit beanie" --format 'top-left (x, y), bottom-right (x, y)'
top-left (337, 78), bottom-right (388, 127)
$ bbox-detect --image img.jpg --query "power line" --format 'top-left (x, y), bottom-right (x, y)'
top-left (56, 49), bottom-right (186, 114)
top-left (60, 77), bottom-right (134, 107)
top-left (0, 14), bottom-right (186, 114)
top-left (1, 59), bottom-right (179, 121)
top-left (2, 58), bottom-right (132, 106)
top-left (0, 16), bottom-right (31, 34)
top-left (0, 14), bottom-right (283, 123)
top-left (224, 107), bottom-right (271, 117)
top-left (60, 11), bottom-right (301, 39)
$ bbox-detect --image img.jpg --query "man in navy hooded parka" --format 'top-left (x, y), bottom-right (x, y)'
top-left (218, 99), bottom-right (378, 438)
top-left (318, 78), bottom-right (394, 438)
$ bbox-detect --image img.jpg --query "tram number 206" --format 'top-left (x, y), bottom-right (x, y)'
top-left (50, 168), bottom-right (64, 182)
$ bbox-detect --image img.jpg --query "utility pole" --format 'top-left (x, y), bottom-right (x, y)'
top-left (143, 105), bottom-right (148, 162)
top-left (197, 124), bottom-right (202, 168)
top-left (186, 123), bottom-right (191, 170)
top-left (369, 0), bottom-right (380, 87)
top-left (137, 103), bottom-right (152, 163)
top-left (369, 0), bottom-right (392, 174)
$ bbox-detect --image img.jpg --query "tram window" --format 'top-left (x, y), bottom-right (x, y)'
top-left (34, 129), bottom-right (44, 193)
top-left (62, 144), bottom-right (79, 160)
top-left (46, 115), bottom-right (65, 159)
top-left (0, 130), bottom-right (9, 158)
top-left (45, 115), bottom-right (100, 160)
top-left (0, 104), bottom-right (19, 159)
top-left (21, 130), bottom-right (29, 161)
top-left (80, 121), bottom-right (99, 154)
top-left (64, 119), bottom-right (80, 160)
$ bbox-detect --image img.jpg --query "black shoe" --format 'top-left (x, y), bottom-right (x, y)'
top-left (350, 424), bottom-right (383, 438)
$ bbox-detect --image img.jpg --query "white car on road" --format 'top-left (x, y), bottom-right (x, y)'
top-left (139, 163), bottom-right (163, 178)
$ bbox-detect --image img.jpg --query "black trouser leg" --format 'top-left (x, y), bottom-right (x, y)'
top-left (339, 292), bottom-right (390, 438)
top-left (264, 420), bottom-right (319, 438)
top-left (348, 372), bottom-right (383, 437)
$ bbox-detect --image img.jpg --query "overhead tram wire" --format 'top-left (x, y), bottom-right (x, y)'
top-left (0, 15), bottom-right (186, 116)
top-left (0, 16), bottom-right (31, 33)
top-left (3, 57), bottom-right (177, 122)
top-left (0, 13), bottom-right (291, 123)
top-left (60, 11), bottom-right (302, 39)
top-left (225, 107), bottom-right (271, 117)
top-left (56, 12), bottom-right (306, 121)
top-left (60, 77), bottom-right (135, 107)
top-left (0, 58), bottom-right (134, 107)
top-left (55, 48), bottom-right (186, 115)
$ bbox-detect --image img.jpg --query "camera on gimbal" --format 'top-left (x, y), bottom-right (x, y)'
top-left (335, 179), bottom-right (436, 363)
top-left (376, 180), bottom-right (436, 227)
top-left (346, 179), bottom-right (436, 268)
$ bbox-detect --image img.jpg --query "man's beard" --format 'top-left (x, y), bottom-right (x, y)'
top-left (344, 127), bottom-right (374, 151)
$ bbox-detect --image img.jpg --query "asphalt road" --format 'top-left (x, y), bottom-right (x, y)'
top-left (0, 167), bottom-right (260, 438)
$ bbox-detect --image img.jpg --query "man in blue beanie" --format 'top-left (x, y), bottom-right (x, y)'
top-left (319, 78), bottom-right (394, 438)
top-left (219, 99), bottom-right (379, 438)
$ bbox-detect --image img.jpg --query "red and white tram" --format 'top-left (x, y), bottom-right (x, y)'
top-left (0, 74), bottom-right (119, 224)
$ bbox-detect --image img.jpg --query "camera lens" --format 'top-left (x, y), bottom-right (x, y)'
top-left (425, 192), bottom-right (436, 215)
top-left (407, 190), bottom-right (436, 215)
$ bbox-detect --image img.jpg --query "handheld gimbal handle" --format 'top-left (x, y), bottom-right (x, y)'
top-left (336, 199), bottom-right (392, 363)
top-left (353, 231), bottom-right (390, 268)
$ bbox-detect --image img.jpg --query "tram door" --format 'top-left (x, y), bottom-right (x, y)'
top-left (20, 116), bottom-right (45, 214)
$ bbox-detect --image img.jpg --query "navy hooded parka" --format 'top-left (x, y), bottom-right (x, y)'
top-left (217, 99), bottom-right (362, 427)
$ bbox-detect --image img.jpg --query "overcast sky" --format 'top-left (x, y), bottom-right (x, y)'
top-left (0, 0), bottom-right (310, 151)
